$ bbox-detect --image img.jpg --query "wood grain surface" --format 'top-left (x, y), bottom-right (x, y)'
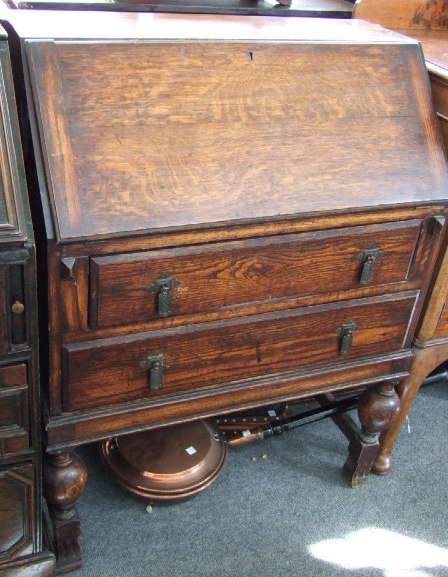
top-left (0, 362), bottom-right (29, 455)
top-left (0, 463), bottom-right (34, 562)
top-left (62, 292), bottom-right (417, 411)
top-left (411, 30), bottom-right (448, 72)
top-left (354, 0), bottom-right (448, 30)
top-left (25, 37), bottom-right (447, 241)
top-left (90, 220), bottom-right (422, 329)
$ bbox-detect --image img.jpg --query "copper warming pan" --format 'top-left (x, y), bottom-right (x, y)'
top-left (102, 420), bottom-right (227, 501)
top-left (102, 396), bottom-right (359, 500)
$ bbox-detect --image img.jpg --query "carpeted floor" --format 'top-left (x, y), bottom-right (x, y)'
top-left (69, 380), bottom-right (448, 577)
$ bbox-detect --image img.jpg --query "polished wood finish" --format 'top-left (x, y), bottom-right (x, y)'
top-left (401, 30), bottom-right (448, 155)
top-left (0, 363), bottom-right (29, 455)
top-left (0, 463), bottom-right (35, 561)
top-left (42, 452), bottom-right (87, 573)
top-left (1, 552), bottom-right (55, 577)
top-left (344, 381), bottom-right (400, 486)
top-left (374, 342), bottom-right (448, 474)
top-left (0, 24), bottom-right (55, 577)
top-left (90, 220), bottom-right (424, 329)
top-left (45, 351), bottom-right (413, 449)
top-left (26, 36), bottom-right (445, 242)
top-left (354, 0), bottom-right (448, 475)
top-left (4, 11), bottom-right (447, 571)
top-left (63, 293), bottom-right (417, 411)
top-left (354, 0), bottom-right (448, 29)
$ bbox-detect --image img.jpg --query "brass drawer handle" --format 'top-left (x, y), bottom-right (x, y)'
top-left (336, 320), bottom-right (359, 355)
top-left (356, 248), bottom-right (380, 285)
top-left (11, 300), bottom-right (25, 315)
top-left (146, 273), bottom-right (180, 317)
top-left (141, 351), bottom-right (168, 390)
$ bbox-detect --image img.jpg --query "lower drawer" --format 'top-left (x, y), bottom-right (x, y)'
top-left (0, 462), bottom-right (36, 563)
top-left (0, 364), bottom-right (29, 456)
top-left (62, 292), bottom-right (417, 411)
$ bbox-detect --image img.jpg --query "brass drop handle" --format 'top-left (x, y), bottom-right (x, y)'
top-left (146, 273), bottom-right (180, 317)
top-left (336, 321), bottom-right (359, 355)
top-left (356, 248), bottom-right (380, 285)
top-left (141, 352), bottom-right (168, 390)
top-left (11, 300), bottom-right (25, 315)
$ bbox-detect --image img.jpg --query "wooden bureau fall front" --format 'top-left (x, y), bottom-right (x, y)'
top-left (1, 10), bottom-right (447, 572)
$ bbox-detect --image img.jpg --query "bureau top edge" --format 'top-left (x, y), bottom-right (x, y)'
top-left (4, 10), bottom-right (418, 43)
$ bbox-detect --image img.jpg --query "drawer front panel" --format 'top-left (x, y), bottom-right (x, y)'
top-left (0, 262), bottom-right (27, 353)
top-left (0, 364), bottom-right (29, 455)
top-left (0, 463), bottom-right (35, 562)
top-left (90, 220), bottom-right (422, 329)
top-left (64, 293), bottom-right (417, 411)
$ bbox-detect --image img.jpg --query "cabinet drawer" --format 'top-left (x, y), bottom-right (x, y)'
top-left (90, 220), bottom-right (422, 329)
top-left (63, 292), bottom-right (417, 411)
top-left (0, 364), bottom-right (29, 455)
top-left (0, 262), bottom-right (27, 353)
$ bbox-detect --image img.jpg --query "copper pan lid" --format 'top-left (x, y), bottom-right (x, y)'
top-left (102, 420), bottom-right (227, 500)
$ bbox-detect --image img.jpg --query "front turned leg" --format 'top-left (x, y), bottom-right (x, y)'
top-left (43, 451), bottom-right (88, 573)
top-left (344, 381), bottom-right (400, 487)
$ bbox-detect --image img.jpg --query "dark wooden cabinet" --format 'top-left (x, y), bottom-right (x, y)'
top-left (0, 25), bottom-right (55, 577)
top-left (2, 8), bottom-right (447, 573)
top-left (0, 463), bottom-right (35, 561)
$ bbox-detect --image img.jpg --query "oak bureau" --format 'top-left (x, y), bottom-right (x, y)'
top-left (3, 10), bottom-right (448, 571)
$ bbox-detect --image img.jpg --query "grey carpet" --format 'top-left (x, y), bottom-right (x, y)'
top-left (70, 381), bottom-right (448, 577)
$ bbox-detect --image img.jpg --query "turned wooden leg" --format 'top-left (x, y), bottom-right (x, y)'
top-left (344, 380), bottom-right (400, 487)
top-left (374, 344), bottom-right (448, 475)
top-left (43, 451), bottom-right (88, 574)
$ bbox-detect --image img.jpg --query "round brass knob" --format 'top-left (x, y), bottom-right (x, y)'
top-left (11, 300), bottom-right (25, 315)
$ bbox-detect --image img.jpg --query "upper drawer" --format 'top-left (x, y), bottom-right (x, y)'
top-left (63, 292), bottom-right (417, 411)
top-left (0, 363), bottom-right (29, 456)
top-left (90, 220), bottom-right (423, 329)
